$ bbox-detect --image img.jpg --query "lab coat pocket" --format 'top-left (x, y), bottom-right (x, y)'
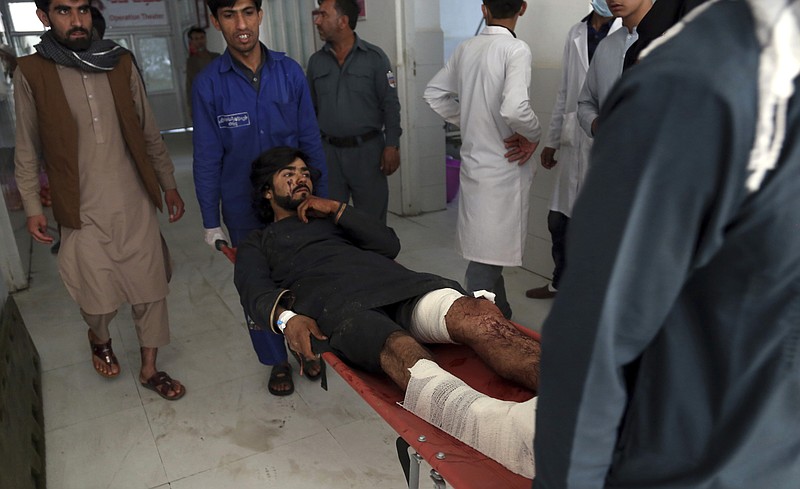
top-left (560, 111), bottom-right (579, 148)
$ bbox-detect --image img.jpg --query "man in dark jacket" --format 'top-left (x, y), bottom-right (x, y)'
top-left (533, 1), bottom-right (800, 487)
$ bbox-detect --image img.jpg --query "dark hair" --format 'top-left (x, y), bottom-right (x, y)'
top-left (187, 26), bottom-right (206, 39)
top-left (35, 1), bottom-right (100, 16)
top-left (251, 147), bottom-right (318, 224)
top-left (35, 2), bottom-right (104, 35)
top-left (90, 6), bottom-right (105, 39)
top-left (482, 0), bottom-right (525, 19)
top-left (206, 0), bottom-right (262, 18)
top-left (318, 0), bottom-right (359, 30)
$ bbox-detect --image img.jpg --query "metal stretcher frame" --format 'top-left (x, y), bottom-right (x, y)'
top-left (322, 324), bottom-right (539, 489)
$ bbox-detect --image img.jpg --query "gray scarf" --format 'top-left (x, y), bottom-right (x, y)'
top-left (35, 30), bottom-right (126, 73)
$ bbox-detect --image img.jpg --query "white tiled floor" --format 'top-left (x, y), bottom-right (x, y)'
top-left (12, 133), bottom-right (553, 488)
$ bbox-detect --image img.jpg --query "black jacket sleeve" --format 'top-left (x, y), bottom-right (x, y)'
top-left (336, 205), bottom-right (401, 259)
top-left (233, 231), bottom-right (292, 333)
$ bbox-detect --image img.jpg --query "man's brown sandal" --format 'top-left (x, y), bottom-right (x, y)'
top-left (140, 371), bottom-right (186, 401)
top-left (89, 330), bottom-right (120, 378)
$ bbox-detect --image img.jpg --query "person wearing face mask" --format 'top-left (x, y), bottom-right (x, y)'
top-left (524, 1), bottom-right (619, 300)
top-left (577, 0), bottom-right (654, 138)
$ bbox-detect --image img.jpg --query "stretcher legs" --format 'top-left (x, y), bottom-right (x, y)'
top-left (397, 437), bottom-right (447, 488)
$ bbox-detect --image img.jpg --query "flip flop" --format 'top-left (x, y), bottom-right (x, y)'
top-left (88, 330), bottom-right (120, 378)
top-left (290, 350), bottom-right (323, 380)
top-left (140, 371), bottom-right (186, 401)
top-left (268, 362), bottom-right (294, 396)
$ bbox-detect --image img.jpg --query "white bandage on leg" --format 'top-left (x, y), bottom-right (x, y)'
top-left (472, 290), bottom-right (497, 302)
top-left (402, 359), bottom-right (536, 479)
top-left (409, 288), bottom-right (463, 344)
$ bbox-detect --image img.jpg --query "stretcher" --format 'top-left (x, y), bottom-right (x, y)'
top-left (218, 241), bottom-right (537, 488)
top-left (324, 326), bottom-right (538, 489)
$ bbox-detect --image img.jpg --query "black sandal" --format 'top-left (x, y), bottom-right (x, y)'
top-left (268, 362), bottom-right (294, 396)
top-left (290, 350), bottom-right (323, 380)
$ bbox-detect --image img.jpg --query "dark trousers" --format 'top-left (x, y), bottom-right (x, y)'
top-left (323, 138), bottom-right (389, 224)
top-left (548, 211), bottom-right (570, 289)
top-left (464, 261), bottom-right (512, 319)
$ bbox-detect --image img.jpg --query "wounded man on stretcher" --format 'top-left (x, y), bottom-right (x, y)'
top-left (234, 146), bottom-right (540, 478)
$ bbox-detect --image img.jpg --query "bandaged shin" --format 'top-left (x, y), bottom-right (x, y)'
top-left (402, 359), bottom-right (536, 479)
top-left (409, 288), bottom-right (463, 344)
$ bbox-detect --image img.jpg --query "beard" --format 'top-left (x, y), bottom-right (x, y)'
top-left (55, 27), bottom-right (93, 51)
top-left (273, 192), bottom-right (306, 211)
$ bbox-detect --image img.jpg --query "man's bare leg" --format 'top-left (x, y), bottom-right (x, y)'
top-left (379, 331), bottom-right (434, 390)
top-left (444, 297), bottom-right (540, 391)
top-left (388, 294), bottom-right (538, 478)
top-left (133, 301), bottom-right (184, 400)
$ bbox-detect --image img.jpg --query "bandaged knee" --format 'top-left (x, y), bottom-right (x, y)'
top-left (402, 359), bottom-right (536, 479)
top-left (409, 288), bottom-right (463, 344)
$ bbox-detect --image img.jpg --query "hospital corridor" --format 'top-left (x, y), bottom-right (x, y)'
top-left (4, 0), bottom-right (797, 487)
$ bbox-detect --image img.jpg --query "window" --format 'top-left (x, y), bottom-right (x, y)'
top-left (2, 1), bottom-right (45, 56)
top-left (13, 35), bottom-right (40, 56)
top-left (8, 2), bottom-right (42, 33)
top-left (264, 0), bottom-right (316, 67)
top-left (138, 37), bottom-right (174, 92)
top-left (0, 11), bottom-right (7, 46)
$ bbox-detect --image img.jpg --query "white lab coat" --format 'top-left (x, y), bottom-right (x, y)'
top-left (425, 26), bottom-right (541, 267)
top-left (548, 18), bottom-right (621, 216)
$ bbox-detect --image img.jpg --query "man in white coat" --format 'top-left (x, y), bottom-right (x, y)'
top-left (425, 0), bottom-right (541, 319)
top-left (526, 2), bottom-right (618, 300)
top-left (578, 0), bottom-right (653, 137)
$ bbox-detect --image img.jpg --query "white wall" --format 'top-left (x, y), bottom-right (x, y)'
top-left (406, 0), bottom-right (447, 214)
top-left (351, 1), bottom-right (399, 65)
top-left (439, 0), bottom-right (483, 62)
top-left (517, 1), bottom-right (592, 277)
